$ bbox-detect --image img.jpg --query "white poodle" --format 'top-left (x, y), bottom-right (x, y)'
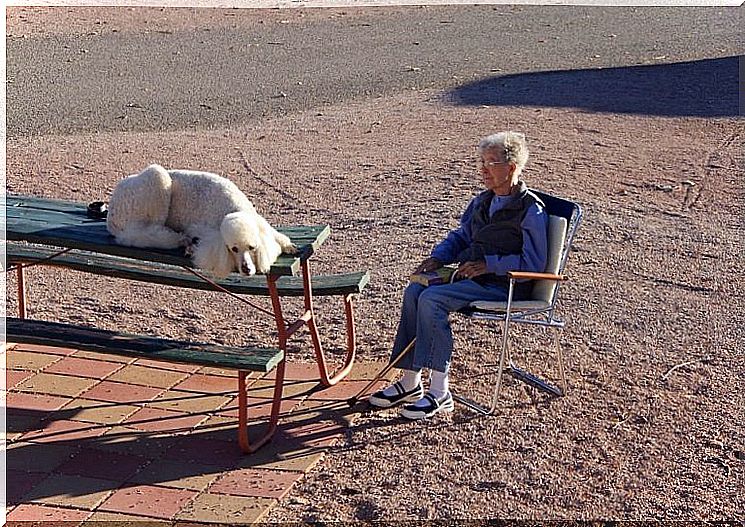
top-left (106, 164), bottom-right (297, 278)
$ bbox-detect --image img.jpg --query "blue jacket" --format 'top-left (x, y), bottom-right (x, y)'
top-left (431, 182), bottom-right (548, 295)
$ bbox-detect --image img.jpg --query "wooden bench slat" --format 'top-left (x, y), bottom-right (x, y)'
top-left (6, 243), bottom-right (370, 297)
top-left (6, 318), bottom-right (283, 373)
top-left (7, 195), bottom-right (87, 214)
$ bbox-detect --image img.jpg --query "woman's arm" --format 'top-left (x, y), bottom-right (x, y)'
top-left (429, 196), bottom-right (480, 265)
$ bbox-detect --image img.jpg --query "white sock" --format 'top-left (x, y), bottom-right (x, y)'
top-left (428, 369), bottom-right (449, 400)
top-left (382, 369), bottom-right (422, 396)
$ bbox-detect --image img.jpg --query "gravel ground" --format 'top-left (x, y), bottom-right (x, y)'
top-left (6, 6), bottom-right (744, 523)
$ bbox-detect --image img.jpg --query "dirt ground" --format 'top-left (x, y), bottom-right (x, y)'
top-left (6, 6), bottom-right (744, 523)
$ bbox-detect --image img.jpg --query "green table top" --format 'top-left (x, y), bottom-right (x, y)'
top-left (5, 194), bottom-right (330, 277)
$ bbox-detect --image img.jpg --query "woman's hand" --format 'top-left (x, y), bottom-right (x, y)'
top-left (413, 257), bottom-right (442, 274)
top-left (457, 260), bottom-right (488, 279)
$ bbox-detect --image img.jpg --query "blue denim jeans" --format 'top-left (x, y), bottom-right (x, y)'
top-left (391, 279), bottom-right (509, 374)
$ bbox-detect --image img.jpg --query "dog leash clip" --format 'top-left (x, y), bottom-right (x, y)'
top-left (87, 201), bottom-right (108, 219)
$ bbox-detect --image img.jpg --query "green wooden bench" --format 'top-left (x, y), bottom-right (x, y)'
top-left (6, 317), bottom-right (285, 453)
top-left (6, 242), bottom-right (370, 298)
top-left (6, 318), bottom-right (284, 373)
top-left (4, 194), bottom-right (370, 453)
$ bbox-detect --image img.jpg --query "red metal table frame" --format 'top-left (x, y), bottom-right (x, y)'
top-left (5, 195), bottom-right (358, 453)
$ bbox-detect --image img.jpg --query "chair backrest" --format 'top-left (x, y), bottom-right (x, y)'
top-left (532, 215), bottom-right (567, 304)
top-left (530, 191), bottom-right (583, 306)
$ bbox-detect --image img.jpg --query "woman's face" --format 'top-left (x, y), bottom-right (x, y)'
top-left (479, 149), bottom-right (516, 195)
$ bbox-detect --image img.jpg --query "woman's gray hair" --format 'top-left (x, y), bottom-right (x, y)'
top-left (478, 131), bottom-right (529, 178)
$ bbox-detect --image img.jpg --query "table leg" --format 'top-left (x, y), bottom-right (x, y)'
top-left (17, 266), bottom-right (27, 319)
top-left (237, 360), bottom-right (286, 454)
top-left (237, 274), bottom-right (292, 453)
top-left (300, 260), bottom-right (356, 387)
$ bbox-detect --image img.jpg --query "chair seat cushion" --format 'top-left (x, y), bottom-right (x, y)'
top-left (469, 299), bottom-right (550, 312)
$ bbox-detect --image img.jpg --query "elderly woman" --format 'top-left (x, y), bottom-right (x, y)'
top-left (370, 131), bottom-right (549, 419)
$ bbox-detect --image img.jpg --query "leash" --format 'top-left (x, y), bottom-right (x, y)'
top-left (3, 247), bottom-right (73, 273)
top-left (180, 265), bottom-right (278, 320)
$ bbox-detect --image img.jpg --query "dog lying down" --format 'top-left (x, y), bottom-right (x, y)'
top-left (106, 164), bottom-right (297, 278)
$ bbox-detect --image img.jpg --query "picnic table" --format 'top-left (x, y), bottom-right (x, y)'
top-left (3, 194), bottom-right (370, 453)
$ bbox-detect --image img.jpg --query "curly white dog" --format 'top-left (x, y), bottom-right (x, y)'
top-left (106, 164), bottom-right (297, 278)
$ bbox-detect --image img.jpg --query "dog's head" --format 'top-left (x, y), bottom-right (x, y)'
top-left (220, 211), bottom-right (263, 276)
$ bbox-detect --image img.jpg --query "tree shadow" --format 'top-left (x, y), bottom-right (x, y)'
top-left (446, 56), bottom-right (741, 118)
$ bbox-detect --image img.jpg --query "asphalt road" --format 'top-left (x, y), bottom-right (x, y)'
top-left (7, 5), bottom-right (743, 137)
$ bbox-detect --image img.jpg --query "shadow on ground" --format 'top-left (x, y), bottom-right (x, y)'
top-left (7, 398), bottom-right (358, 505)
top-left (446, 56), bottom-right (741, 118)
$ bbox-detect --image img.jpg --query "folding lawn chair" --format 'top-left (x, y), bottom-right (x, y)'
top-left (454, 191), bottom-right (583, 415)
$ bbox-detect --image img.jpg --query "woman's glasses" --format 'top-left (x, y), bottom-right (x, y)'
top-left (478, 159), bottom-right (509, 169)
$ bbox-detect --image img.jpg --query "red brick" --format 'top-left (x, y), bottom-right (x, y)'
top-left (146, 389), bottom-right (232, 414)
top-left (134, 358), bottom-right (201, 373)
top-left (44, 356), bottom-right (124, 379)
top-left (80, 380), bottom-right (165, 403)
top-left (6, 469), bottom-right (48, 505)
top-left (22, 473), bottom-right (116, 510)
top-left (209, 467), bottom-right (304, 499)
top-left (126, 457), bottom-right (221, 492)
top-left (7, 369), bottom-right (35, 388)
top-left (21, 419), bottom-right (110, 444)
top-left (174, 492), bottom-right (275, 523)
top-left (263, 361), bottom-right (322, 381)
top-left (56, 447), bottom-right (149, 482)
top-left (307, 379), bottom-right (372, 401)
top-left (7, 391), bottom-right (70, 412)
top-left (98, 484), bottom-right (197, 520)
top-left (217, 395), bottom-right (298, 419)
top-left (246, 378), bottom-right (318, 400)
top-left (73, 350), bottom-right (135, 364)
top-left (7, 442), bottom-right (79, 473)
top-left (12, 342), bottom-right (77, 356)
top-left (6, 503), bottom-right (91, 522)
top-left (123, 406), bottom-right (207, 433)
top-left (8, 350), bottom-right (63, 371)
top-left (14, 372), bottom-right (98, 398)
top-left (7, 408), bottom-right (48, 438)
top-left (162, 436), bottom-right (245, 469)
top-left (173, 373), bottom-right (238, 394)
top-left (281, 413), bottom-right (348, 450)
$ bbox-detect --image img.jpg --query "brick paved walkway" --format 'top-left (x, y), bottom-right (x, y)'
top-left (4, 341), bottom-right (388, 524)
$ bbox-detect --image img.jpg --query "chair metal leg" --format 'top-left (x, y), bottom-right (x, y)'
top-left (455, 318), bottom-right (568, 414)
top-left (453, 284), bottom-right (516, 416)
top-left (553, 326), bottom-right (568, 395)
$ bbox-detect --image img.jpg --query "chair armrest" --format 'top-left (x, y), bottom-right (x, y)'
top-left (507, 271), bottom-right (566, 281)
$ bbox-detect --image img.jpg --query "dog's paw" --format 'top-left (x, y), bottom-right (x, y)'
top-left (282, 243), bottom-right (299, 255)
top-left (255, 257), bottom-right (272, 275)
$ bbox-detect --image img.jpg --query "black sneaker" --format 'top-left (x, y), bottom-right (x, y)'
top-left (400, 391), bottom-right (454, 420)
top-left (368, 381), bottom-right (424, 408)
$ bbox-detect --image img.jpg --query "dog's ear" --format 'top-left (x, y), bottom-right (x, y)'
top-left (191, 231), bottom-right (234, 279)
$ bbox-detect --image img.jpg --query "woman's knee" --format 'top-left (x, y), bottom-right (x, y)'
top-left (402, 282), bottom-right (426, 304)
top-left (417, 287), bottom-right (446, 315)
top-left (418, 287), bottom-right (466, 315)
